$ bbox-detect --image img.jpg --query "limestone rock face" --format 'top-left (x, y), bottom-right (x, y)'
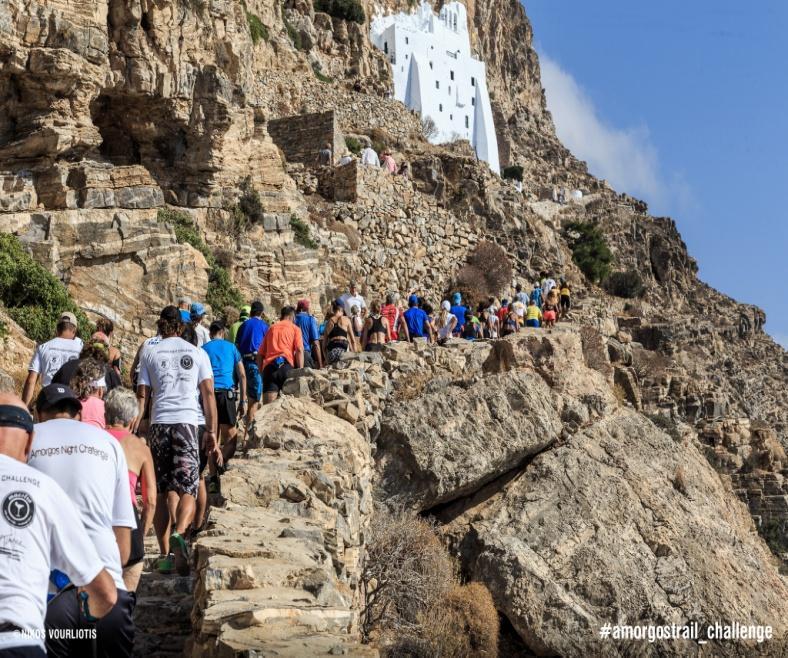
top-left (376, 370), bottom-right (562, 509)
top-left (441, 411), bottom-right (788, 657)
top-left (191, 397), bottom-right (376, 657)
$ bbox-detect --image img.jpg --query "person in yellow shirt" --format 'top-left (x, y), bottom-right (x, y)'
top-left (525, 299), bottom-right (542, 328)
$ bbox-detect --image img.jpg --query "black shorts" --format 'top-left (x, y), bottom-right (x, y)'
top-left (46, 587), bottom-right (135, 658)
top-left (215, 390), bottom-right (237, 427)
top-left (197, 425), bottom-right (208, 475)
top-left (561, 296), bottom-right (571, 310)
top-left (125, 506), bottom-right (145, 567)
top-left (262, 360), bottom-right (292, 393)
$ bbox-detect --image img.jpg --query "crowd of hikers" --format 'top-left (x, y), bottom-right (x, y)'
top-left (0, 274), bottom-right (569, 657)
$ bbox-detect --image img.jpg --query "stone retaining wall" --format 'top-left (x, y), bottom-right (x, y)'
top-left (190, 397), bottom-right (377, 657)
top-left (268, 111), bottom-right (344, 167)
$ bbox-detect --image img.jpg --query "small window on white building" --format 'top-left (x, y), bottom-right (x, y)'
top-left (471, 98), bottom-right (475, 106)
top-left (384, 42), bottom-right (388, 55)
top-left (450, 114), bottom-right (453, 120)
top-left (429, 61), bottom-right (433, 69)
top-left (465, 116), bottom-right (469, 128)
top-left (439, 104), bottom-right (443, 112)
top-left (448, 85), bottom-right (451, 94)
top-left (450, 71), bottom-right (455, 81)
top-left (471, 76), bottom-right (476, 86)
top-left (405, 37), bottom-right (409, 44)
top-left (435, 80), bottom-right (439, 89)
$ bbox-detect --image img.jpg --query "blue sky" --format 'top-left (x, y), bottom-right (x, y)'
top-left (524, 1), bottom-right (788, 347)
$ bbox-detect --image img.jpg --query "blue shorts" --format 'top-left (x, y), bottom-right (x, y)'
top-left (526, 319), bottom-right (540, 328)
top-left (244, 358), bottom-right (263, 401)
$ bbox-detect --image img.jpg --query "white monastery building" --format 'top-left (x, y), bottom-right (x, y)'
top-left (370, 1), bottom-right (501, 173)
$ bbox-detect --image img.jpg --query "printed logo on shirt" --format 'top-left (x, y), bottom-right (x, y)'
top-left (180, 355), bottom-right (194, 370)
top-left (159, 357), bottom-right (171, 371)
top-left (2, 491), bottom-right (35, 528)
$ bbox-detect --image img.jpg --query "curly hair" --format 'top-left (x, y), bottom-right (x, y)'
top-left (95, 318), bottom-right (114, 336)
top-left (69, 358), bottom-right (105, 399)
top-left (79, 342), bottom-right (109, 364)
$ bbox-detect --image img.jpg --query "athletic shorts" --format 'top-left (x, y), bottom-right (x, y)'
top-left (149, 423), bottom-right (199, 497)
top-left (526, 319), bottom-right (540, 328)
top-left (303, 351), bottom-right (316, 369)
top-left (125, 506), bottom-right (145, 568)
top-left (543, 311), bottom-right (556, 322)
top-left (243, 357), bottom-right (263, 402)
top-left (46, 586), bottom-right (135, 658)
top-left (561, 296), bottom-right (571, 310)
top-left (262, 361), bottom-right (292, 393)
top-left (215, 390), bottom-right (237, 427)
top-left (197, 425), bottom-right (208, 475)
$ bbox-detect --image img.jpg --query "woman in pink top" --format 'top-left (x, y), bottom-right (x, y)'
top-left (104, 387), bottom-right (158, 590)
top-left (70, 358), bottom-right (106, 428)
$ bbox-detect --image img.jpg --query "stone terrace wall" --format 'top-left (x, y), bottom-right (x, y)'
top-left (268, 111), bottom-right (344, 166)
top-left (191, 397), bottom-right (377, 657)
top-left (258, 73), bottom-right (421, 144)
top-left (316, 165), bottom-right (479, 295)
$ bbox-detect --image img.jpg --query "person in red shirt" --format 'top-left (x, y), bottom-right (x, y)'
top-left (257, 306), bottom-right (304, 404)
top-left (380, 293), bottom-right (410, 342)
top-left (497, 299), bottom-right (510, 325)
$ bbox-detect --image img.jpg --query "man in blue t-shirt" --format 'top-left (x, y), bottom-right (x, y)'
top-left (203, 321), bottom-right (247, 467)
top-left (235, 301), bottom-right (269, 425)
top-left (294, 299), bottom-right (323, 369)
top-left (404, 295), bottom-right (432, 341)
top-left (450, 292), bottom-right (468, 336)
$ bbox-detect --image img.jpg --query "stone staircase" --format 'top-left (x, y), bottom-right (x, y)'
top-left (133, 536), bottom-right (194, 657)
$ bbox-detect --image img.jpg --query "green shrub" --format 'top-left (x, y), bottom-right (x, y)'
top-left (564, 222), bottom-right (613, 284)
top-left (605, 269), bottom-right (645, 298)
top-left (313, 0), bottom-right (365, 24)
top-left (312, 63), bottom-right (333, 83)
top-left (157, 208), bottom-right (244, 311)
top-left (0, 234), bottom-right (92, 343)
top-left (502, 165), bottom-right (524, 182)
top-left (247, 11), bottom-right (269, 44)
top-left (290, 216), bottom-right (318, 249)
top-left (345, 137), bottom-right (362, 155)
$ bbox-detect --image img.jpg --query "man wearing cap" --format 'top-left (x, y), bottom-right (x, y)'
top-left (190, 302), bottom-right (210, 347)
top-left (341, 282), bottom-right (367, 318)
top-left (450, 292), bottom-right (468, 337)
top-left (21, 312), bottom-right (84, 407)
top-left (136, 306), bottom-right (218, 576)
top-left (235, 301), bottom-right (269, 426)
top-left (0, 392), bottom-right (118, 657)
top-left (28, 385), bottom-right (137, 656)
top-left (229, 305), bottom-right (250, 344)
top-left (294, 300), bottom-right (322, 369)
top-left (202, 321), bottom-right (246, 469)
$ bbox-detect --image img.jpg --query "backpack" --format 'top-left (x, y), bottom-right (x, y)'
top-left (530, 288), bottom-right (542, 306)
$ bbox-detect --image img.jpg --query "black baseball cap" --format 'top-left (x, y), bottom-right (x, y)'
top-left (36, 384), bottom-right (82, 413)
top-left (159, 305), bottom-right (181, 323)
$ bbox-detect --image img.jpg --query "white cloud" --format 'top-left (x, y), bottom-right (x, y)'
top-left (539, 53), bottom-right (686, 212)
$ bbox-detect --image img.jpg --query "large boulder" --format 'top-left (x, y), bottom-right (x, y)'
top-left (375, 370), bottom-right (562, 509)
top-left (441, 411), bottom-right (788, 657)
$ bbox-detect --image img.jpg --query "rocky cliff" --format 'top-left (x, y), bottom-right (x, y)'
top-left (1, 0), bottom-right (786, 655)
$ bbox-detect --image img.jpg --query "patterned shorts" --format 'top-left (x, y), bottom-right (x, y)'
top-left (149, 423), bottom-right (199, 497)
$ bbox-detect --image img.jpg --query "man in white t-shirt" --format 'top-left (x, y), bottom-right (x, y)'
top-left (29, 384), bottom-right (137, 657)
top-left (360, 145), bottom-right (380, 167)
top-left (0, 393), bottom-right (117, 658)
top-left (190, 302), bottom-right (210, 347)
top-left (341, 282), bottom-right (367, 318)
top-left (137, 305), bottom-right (218, 576)
top-left (21, 312), bottom-right (84, 407)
